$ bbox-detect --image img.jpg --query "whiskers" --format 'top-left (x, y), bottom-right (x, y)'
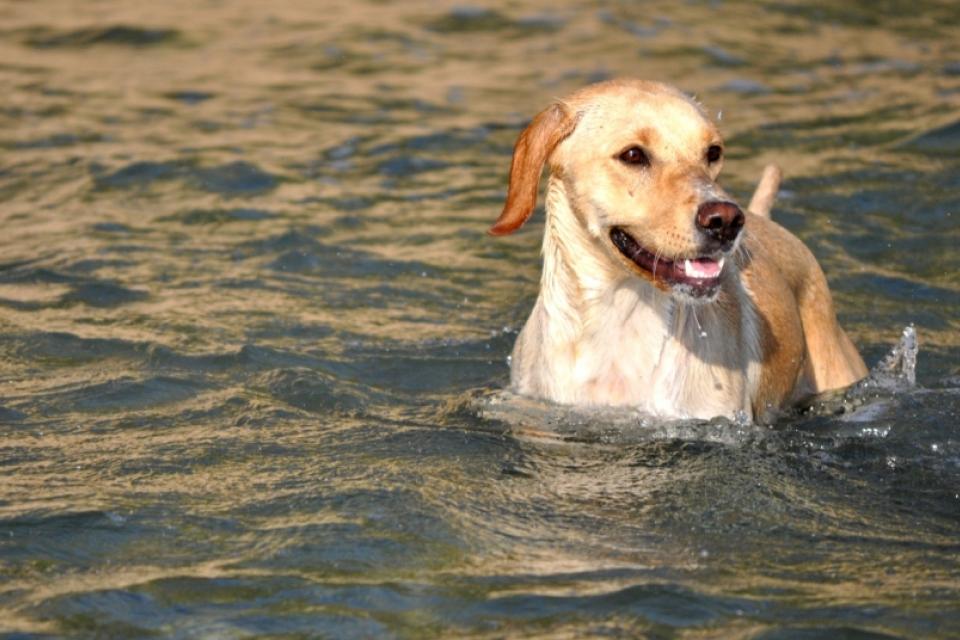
top-left (733, 235), bottom-right (754, 266)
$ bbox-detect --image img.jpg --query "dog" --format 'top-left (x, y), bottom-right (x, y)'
top-left (489, 79), bottom-right (866, 422)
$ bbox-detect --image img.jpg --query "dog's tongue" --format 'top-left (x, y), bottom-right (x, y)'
top-left (682, 257), bottom-right (724, 280)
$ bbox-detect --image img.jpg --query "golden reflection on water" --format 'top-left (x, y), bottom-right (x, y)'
top-left (0, 0), bottom-right (959, 636)
top-left (1, 1), bottom-right (957, 350)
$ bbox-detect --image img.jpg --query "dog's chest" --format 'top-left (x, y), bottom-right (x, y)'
top-left (571, 294), bottom-right (754, 418)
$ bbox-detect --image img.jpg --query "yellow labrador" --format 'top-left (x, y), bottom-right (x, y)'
top-left (490, 79), bottom-right (866, 422)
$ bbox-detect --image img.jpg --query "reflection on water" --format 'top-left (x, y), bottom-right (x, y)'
top-left (1, 0), bottom-right (959, 637)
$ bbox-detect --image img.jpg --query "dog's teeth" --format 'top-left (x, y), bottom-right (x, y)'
top-left (684, 258), bottom-right (724, 279)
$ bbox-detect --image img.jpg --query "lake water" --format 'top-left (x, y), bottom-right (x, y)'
top-left (1, 1), bottom-right (959, 637)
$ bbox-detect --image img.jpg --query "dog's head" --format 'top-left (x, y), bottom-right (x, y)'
top-left (490, 79), bottom-right (743, 302)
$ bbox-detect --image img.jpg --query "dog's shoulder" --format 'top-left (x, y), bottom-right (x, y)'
top-left (740, 213), bottom-right (821, 297)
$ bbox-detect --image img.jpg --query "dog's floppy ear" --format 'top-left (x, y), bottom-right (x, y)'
top-left (489, 103), bottom-right (577, 236)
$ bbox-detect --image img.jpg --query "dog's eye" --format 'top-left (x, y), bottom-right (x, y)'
top-left (706, 145), bottom-right (723, 164)
top-left (619, 146), bottom-right (650, 166)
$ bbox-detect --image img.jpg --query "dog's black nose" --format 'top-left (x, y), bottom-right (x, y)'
top-left (696, 201), bottom-right (744, 246)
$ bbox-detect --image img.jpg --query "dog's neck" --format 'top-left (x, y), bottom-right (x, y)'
top-left (510, 177), bottom-right (757, 418)
top-left (537, 176), bottom-right (676, 378)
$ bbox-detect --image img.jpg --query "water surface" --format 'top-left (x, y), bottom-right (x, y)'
top-left (1, 1), bottom-right (959, 637)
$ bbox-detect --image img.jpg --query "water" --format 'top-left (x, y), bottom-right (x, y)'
top-left (1, 1), bottom-right (959, 637)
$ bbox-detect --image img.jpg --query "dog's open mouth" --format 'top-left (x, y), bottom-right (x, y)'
top-left (610, 227), bottom-right (724, 298)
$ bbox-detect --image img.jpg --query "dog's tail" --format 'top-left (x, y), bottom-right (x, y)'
top-left (748, 164), bottom-right (782, 219)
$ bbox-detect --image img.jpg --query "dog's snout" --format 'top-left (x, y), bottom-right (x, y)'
top-left (696, 201), bottom-right (744, 246)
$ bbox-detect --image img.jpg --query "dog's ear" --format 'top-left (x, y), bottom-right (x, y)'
top-left (489, 103), bottom-right (576, 236)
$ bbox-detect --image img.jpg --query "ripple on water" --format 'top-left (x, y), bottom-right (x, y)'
top-left (159, 207), bottom-right (276, 225)
top-left (453, 582), bottom-right (759, 629)
top-left (58, 282), bottom-right (149, 308)
top-left (425, 6), bottom-right (565, 34)
top-left (898, 119), bottom-right (960, 155)
top-left (27, 375), bottom-right (205, 415)
top-left (1, 510), bottom-right (135, 566)
top-left (751, 628), bottom-right (903, 640)
top-left (0, 269), bottom-right (147, 311)
top-left (255, 367), bottom-right (368, 415)
top-left (368, 127), bottom-right (498, 157)
top-left (241, 230), bottom-right (441, 282)
top-left (27, 576), bottom-right (394, 637)
top-left (10, 132), bottom-right (107, 150)
top-left (92, 160), bottom-right (278, 196)
top-left (0, 330), bottom-right (333, 385)
top-left (376, 156), bottom-right (450, 178)
top-left (162, 90), bottom-right (215, 105)
top-left (1, 1), bottom-right (959, 637)
top-left (20, 25), bottom-right (181, 49)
